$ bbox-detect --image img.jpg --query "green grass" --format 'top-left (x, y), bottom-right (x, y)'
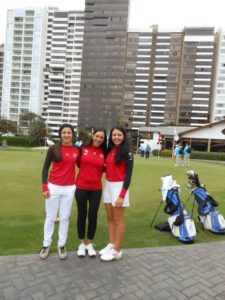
top-left (0, 148), bottom-right (225, 255)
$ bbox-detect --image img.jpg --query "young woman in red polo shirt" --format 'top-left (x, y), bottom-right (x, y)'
top-left (40, 124), bottom-right (80, 260)
top-left (75, 128), bottom-right (107, 257)
top-left (100, 126), bottom-right (134, 261)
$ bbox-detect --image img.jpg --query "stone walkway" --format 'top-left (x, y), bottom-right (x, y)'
top-left (1, 241), bottom-right (225, 299)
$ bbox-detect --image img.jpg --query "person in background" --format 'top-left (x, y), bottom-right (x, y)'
top-left (75, 128), bottom-right (107, 257)
top-left (172, 145), bottom-right (176, 162)
top-left (75, 139), bottom-right (82, 147)
top-left (40, 124), bottom-right (79, 260)
top-left (100, 126), bottom-right (134, 262)
top-left (145, 144), bottom-right (151, 159)
top-left (183, 143), bottom-right (191, 166)
top-left (175, 142), bottom-right (183, 167)
top-left (140, 143), bottom-right (145, 158)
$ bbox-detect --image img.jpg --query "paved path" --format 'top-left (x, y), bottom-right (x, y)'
top-left (1, 241), bottom-right (225, 300)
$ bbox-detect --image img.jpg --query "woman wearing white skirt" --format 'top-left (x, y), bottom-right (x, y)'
top-left (100, 126), bottom-right (134, 261)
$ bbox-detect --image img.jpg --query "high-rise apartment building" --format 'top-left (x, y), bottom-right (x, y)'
top-left (122, 26), bottom-right (216, 129)
top-left (121, 29), bottom-right (152, 129)
top-left (41, 9), bottom-right (84, 137)
top-left (153, 29), bottom-right (183, 126)
top-left (78, 0), bottom-right (130, 130)
top-left (1, 8), bottom-right (47, 126)
top-left (178, 27), bottom-right (216, 126)
top-left (212, 29), bottom-right (225, 121)
top-left (0, 44), bottom-right (4, 116)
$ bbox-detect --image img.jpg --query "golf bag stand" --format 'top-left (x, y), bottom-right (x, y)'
top-left (186, 170), bottom-right (225, 234)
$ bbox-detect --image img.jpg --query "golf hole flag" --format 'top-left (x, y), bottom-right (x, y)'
top-left (174, 128), bottom-right (179, 141)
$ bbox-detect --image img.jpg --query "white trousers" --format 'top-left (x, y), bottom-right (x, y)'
top-left (43, 183), bottom-right (75, 247)
top-left (183, 154), bottom-right (190, 166)
top-left (175, 155), bottom-right (182, 166)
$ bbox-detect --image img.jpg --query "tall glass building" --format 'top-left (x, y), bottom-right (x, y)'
top-left (78, 0), bottom-right (130, 130)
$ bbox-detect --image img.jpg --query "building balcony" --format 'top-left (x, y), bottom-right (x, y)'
top-left (48, 86), bottom-right (64, 91)
top-left (51, 45), bottom-right (66, 50)
top-left (151, 116), bottom-right (164, 120)
top-left (49, 61), bottom-right (65, 68)
top-left (47, 109), bottom-right (62, 113)
top-left (46, 120), bottom-right (62, 125)
top-left (49, 73), bottom-right (64, 79)
top-left (52, 29), bottom-right (68, 34)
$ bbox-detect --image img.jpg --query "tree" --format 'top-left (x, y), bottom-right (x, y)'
top-left (78, 128), bottom-right (91, 144)
top-left (127, 130), bottom-right (138, 153)
top-left (19, 112), bottom-right (38, 131)
top-left (29, 116), bottom-right (47, 146)
top-left (19, 112), bottom-right (49, 146)
top-left (0, 118), bottom-right (17, 134)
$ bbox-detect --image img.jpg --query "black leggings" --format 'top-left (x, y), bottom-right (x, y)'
top-left (75, 189), bottom-right (102, 240)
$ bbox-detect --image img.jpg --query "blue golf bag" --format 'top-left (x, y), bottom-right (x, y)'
top-left (155, 175), bottom-right (196, 243)
top-left (187, 170), bottom-right (225, 234)
top-left (165, 188), bottom-right (196, 243)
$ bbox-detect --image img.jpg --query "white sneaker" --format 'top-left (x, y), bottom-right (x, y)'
top-left (86, 243), bottom-right (96, 257)
top-left (39, 246), bottom-right (50, 259)
top-left (77, 243), bottom-right (86, 257)
top-left (57, 246), bottom-right (67, 260)
top-left (100, 249), bottom-right (122, 261)
top-left (99, 243), bottom-right (114, 256)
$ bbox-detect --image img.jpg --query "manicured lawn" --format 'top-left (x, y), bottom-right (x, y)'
top-left (0, 148), bottom-right (225, 255)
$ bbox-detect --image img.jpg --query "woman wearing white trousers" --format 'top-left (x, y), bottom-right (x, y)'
top-left (40, 124), bottom-right (80, 260)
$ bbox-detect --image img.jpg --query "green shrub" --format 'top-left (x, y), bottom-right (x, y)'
top-left (0, 136), bottom-right (30, 147)
top-left (159, 149), bottom-right (225, 161)
top-left (153, 149), bottom-right (172, 157)
top-left (161, 149), bottom-right (172, 157)
top-left (190, 151), bottom-right (225, 161)
top-left (152, 149), bottom-right (161, 156)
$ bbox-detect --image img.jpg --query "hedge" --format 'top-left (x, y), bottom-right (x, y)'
top-left (159, 149), bottom-right (225, 161)
top-left (190, 151), bottom-right (225, 161)
top-left (159, 149), bottom-right (171, 157)
top-left (0, 136), bottom-right (30, 147)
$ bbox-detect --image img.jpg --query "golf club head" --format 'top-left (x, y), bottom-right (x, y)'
top-left (186, 170), bottom-right (201, 189)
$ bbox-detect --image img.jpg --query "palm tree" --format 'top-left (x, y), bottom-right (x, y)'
top-left (29, 117), bottom-right (47, 146)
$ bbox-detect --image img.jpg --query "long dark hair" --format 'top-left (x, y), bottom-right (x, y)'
top-left (53, 123), bottom-right (75, 162)
top-left (83, 128), bottom-right (107, 157)
top-left (108, 126), bottom-right (130, 164)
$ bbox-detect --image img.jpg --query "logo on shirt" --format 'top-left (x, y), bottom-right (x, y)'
top-left (73, 153), bottom-right (78, 158)
top-left (93, 151), bottom-right (96, 155)
top-left (99, 154), bottom-right (104, 159)
top-left (83, 149), bottom-right (89, 155)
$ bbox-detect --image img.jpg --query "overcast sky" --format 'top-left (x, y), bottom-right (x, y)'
top-left (0, 0), bottom-right (224, 43)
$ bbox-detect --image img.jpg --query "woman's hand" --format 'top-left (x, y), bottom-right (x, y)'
top-left (115, 197), bottom-right (124, 207)
top-left (43, 191), bottom-right (50, 199)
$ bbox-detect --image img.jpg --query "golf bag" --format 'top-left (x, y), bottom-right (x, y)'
top-left (186, 170), bottom-right (225, 234)
top-left (155, 175), bottom-right (196, 243)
